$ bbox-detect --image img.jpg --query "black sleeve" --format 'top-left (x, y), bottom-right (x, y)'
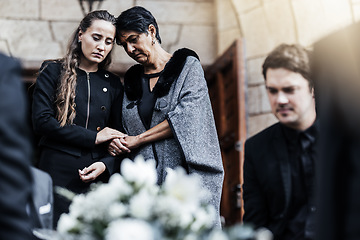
top-left (243, 139), bottom-right (269, 228)
top-left (32, 61), bottom-right (97, 148)
top-left (0, 54), bottom-right (34, 240)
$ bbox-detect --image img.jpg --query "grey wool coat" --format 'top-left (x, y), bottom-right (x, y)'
top-left (122, 48), bottom-right (224, 227)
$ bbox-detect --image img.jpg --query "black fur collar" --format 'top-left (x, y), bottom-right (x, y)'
top-left (124, 48), bottom-right (199, 101)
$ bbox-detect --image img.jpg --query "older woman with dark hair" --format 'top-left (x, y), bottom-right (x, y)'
top-left (109, 6), bottom-right (224, 227)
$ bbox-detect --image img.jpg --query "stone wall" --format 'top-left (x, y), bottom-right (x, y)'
top-left (215, 0), bottom-right (360, 137)
top-left (0, 0), bottom-right (216, 73)
top-left (3, 0), bottom-right (359, 137)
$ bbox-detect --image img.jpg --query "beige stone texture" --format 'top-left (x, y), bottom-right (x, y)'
top-left (232, 0), bottom-right (261, 13)
top-left (292, 0), bottom-right (353, 46)
top-left (263, 0), bottom-right (297, 46)
top-left (247, 84), bottom-right (271, 115)
top-left (239, 7), bottom-right (275, 57)
top-left (169, 25), bottom-right (216, 65)
top-left (156, 24), bottom-right (182, 51)
top-left (136, 1), bottom-right (215, 25)
top-left (247, 113), bottom-right (277, 137)
top-left (353, 3), bottom-right (360, 22)
top-left (217, 28), bottom-right (241, 56)
top-left (0, 40), bottom-right (10, 55)
top-left (50, 21), bottom-right (79, 53)
top-left (247, 57), bottom-right (266, 86)
top-left (99, 0), bottom-right (134, 17)
top-left (0, 0), bottom-right (39, 19)
top-left (41, 0), bottom-right (83, 21)
top-left (0, 20), bottom-right (62, 60)
top-left (216, 0), bottom-right (239, 32)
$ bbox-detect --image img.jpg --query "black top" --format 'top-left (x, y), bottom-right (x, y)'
top-left (281, 120), bottom-right (319, 240)
top-left (138, 71), bottom-right (163, 129)
top-left (32, 61), bottom-right (123, 165)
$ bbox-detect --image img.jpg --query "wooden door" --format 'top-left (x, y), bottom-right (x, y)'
top-left (205, 39), bottom-right (247, 226)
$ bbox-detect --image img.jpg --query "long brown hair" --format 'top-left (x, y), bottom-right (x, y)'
top-left (56, 10), bottom-right (116, 127)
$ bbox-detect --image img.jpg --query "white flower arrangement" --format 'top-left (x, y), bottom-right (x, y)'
top-left (34, 155), bottom-right (272, 240)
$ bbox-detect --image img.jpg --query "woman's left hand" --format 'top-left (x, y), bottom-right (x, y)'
top-left (78, 162), bottom-right (106, 183)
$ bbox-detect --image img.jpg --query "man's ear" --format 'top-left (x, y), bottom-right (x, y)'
top-left (311, 87), bottom-right (315, 98)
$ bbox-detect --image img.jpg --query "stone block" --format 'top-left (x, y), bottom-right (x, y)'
top-left (216, 0), bottom-right (239, 31)
top-left (239, 7), bottom-right (275, 57)
top-left (247, 84), bottom-right (271, 115)
top-left (156, 24), bottom-right (182, 51)
top-left (292, 0), bottom-right (353, 46)
top-left (169, 25), bottom-right (216, 65)
top-left (136, 1), bottom-right (215, 24)
top-left (246, 57), bottom-right (266, 86)
top-left (0, 40), bottom-right (10, 55)
top-left (353, 3), bottom-right (360, 22)
top-left (51, 21), bottom-right (79, 53)
top-left (99, 0), bottom-right (134, 17)
top-left (232, 0), bottom-right (261, 13)
top-left (0, 20), bottom-right (62, 61)
top-left (247, 113), bottom-right (277, 137)
top-left (217, 28), bottom-right (242, 56)
top-left (0, 0), bottom-right (39, 19)
top-left (41, 0), bottom-right (83, 21)
top-left (263, 0), bottom-right (297, 46)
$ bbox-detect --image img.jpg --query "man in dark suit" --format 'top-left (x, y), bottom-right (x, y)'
top-left (312, 22), bottom-right (360, 240)
top-left (0, 52), bottom-right (35, 239)
top-left (243, 44), bottom-right (318, 240)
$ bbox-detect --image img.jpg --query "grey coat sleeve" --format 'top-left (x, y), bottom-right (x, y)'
top-left (166, 57), bottom-right (224, 226)
top-left (30, 167), bottom-right (53, 230)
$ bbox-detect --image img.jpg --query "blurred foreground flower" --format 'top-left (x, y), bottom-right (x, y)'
top-left (34, 155), bottom-right (272, 240)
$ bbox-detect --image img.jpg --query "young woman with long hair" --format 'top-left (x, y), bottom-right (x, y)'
top-left (32, 10), bottom-right (127, 228)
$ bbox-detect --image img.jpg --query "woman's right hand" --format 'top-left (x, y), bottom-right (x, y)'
top-left (95, 127), bottom-right (127, 145)
top-left (108, 137), bottom-right (131, 156)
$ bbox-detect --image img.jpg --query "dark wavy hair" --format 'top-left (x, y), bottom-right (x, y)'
top-left (262, 44), bottom-right (313, 91)
top-left (56, 10), bottom-right (116, 127)
top-left (116, 6), bottom-right (161, 45)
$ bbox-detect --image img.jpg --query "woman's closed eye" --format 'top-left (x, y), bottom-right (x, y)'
top-left (129, 36), bottom-right (139, 44)
top-left (105, 39), bottom-right (113, 45)
top-left (92, 33), bottom-right (104, 41)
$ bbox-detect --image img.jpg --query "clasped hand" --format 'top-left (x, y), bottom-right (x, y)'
top-left (108, 135), bottom-right (141, 156)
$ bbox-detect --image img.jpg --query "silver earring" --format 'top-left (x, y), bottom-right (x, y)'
top-left (78, 39), bottom-right (81, 43)
top-left (152, 39), bottom-right (156, 45)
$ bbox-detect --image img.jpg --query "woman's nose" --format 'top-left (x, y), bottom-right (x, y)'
top-left (127, 44), bottom-right (135, 53)
top-left (97, 42), bottom-right (105, 51)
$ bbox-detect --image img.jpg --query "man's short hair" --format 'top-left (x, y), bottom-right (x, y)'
top-left (262, 44), bottom-right (313, 90)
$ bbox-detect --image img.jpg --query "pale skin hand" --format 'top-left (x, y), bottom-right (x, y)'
top-left (108, 120), bottom-right (173, 156)
top-left (108, 137), bottom-right (131, 155)
top-left (95, 127), bottom-right (127, 145)
top-left (78, 162), bottom-right (106, 183)
top-left (80, 127), bottom-right (129, 182)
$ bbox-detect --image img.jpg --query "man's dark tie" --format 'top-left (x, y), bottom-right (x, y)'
top-left (300, 132), bottom-right (314, 195)
top-left (300, 132), bottom-right (315, 239)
